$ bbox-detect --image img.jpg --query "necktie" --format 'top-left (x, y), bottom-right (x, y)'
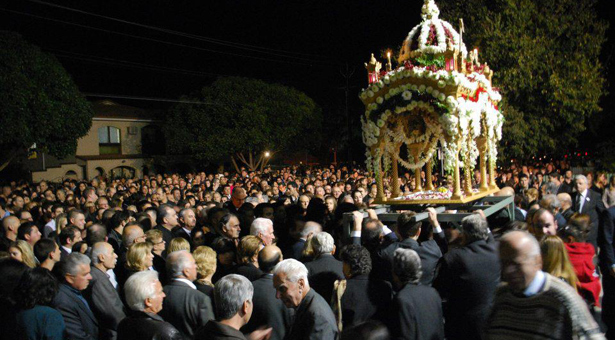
top-left (576, 195), bottom-right (583, 212)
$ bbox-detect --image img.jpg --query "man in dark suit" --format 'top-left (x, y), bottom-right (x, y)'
top-left (273, 259), bottom-right (338, 340)
top-left (572, 174), bottom-right (606, 249)
top-left (85, 242), bottom-right (126, 340)
top-left (338, 244), bottom-right (393, 328)
top-left (52, 252), bottom-right (99, 340)
top-left (155, 204), bottom-right (179, 252)
top-left (118, 270), bottom-right (182, 340)
top-left (388, 248), bottom-right (444, 340)
top-left (172, 208), bottom-right (196, 247)
top-left (195, 274), bottom-right (272, 340)
top-left (161, 250), bottom-right (215, 339)
top-left (304, 231), bottom-right (344, 303)
top-left (380, 210), bottom-right (444, 285)
top-left (433, 213), bottom-right (500, 340)
top-left (242, 245), bottom-right (293, 340)
top-left (59, 226), bottom-right (82, 260)
top-left (107, 211), bottom-right (130, 254)
top-left (600, 207), bottom-right (615, 339)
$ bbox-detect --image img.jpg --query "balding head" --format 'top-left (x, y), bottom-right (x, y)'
top-left (499, 231), bottom-right (542, 293)
top-left (231, 187), bottom-right (247, 209)
top-left (258, 245), bottom-right (283, 273)
top-left (531, 208), bottom-right (557, 239)
top-left (122, 225), bottom-right (145, 247)
top-left (2, 216), bottom-right (20, 240)
top-left (496, 186), bottom-right (515, 197)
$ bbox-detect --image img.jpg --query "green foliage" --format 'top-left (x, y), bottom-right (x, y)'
top-left (165, 77), bottom-right (322, 164)
top-left (439, 0), bottom-right (607, 160)
top-left (414, 54), bottom-right (446, 68)
top-left (0, 31), bottom-right (93, 168)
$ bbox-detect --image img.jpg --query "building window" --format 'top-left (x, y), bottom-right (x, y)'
top-left (98, 126), bottom-right (121, 155)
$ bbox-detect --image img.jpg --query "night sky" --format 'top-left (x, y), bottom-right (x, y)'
top-left (2, 0), bottom-right (614, 159)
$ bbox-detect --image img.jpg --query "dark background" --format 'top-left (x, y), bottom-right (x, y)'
top-left (1, 0), bottom-right (614, 164)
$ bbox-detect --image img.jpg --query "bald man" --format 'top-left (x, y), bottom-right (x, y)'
top-left (557, 192), bottom-right (574, 221)
top-left (242, 245), bottom-right (292, 340)
top-left (1, 216), bottom-right (19, 251)
top-left (225, 187), bottom-right (247, 214)
top-left (485, 231), bottom-right (602, 339)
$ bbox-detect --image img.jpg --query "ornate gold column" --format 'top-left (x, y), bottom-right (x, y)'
top-left (488, 138), bottom-right (498, 189)
top-left (391, 145), bottom-right (401, 198)
top-left (409, 144), bottom-right (422, 192)
top-left (425, 159), bottom-right (434, 191)
top-left (477, 137), bottom-right (489, 191)
top-left (451, 142), bottom-right (462, 200)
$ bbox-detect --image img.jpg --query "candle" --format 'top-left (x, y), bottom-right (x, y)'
top-left (386, 51), bottom-right (392, 71)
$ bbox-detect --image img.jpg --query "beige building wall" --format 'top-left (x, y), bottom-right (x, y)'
top-left (84, 158), bottom-right (152, 180)
top-left (76, 118), bottom-right (154, 156)
top-left (32, 163), bottom-right (84, 182)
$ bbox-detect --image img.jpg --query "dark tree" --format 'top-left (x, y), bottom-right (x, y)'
top-left (0, 31), bottom-right (93, 171)
top-left (165, 76), bottom-right (322, 172)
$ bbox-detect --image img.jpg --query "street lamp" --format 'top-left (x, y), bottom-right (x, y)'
top-left (264, 151), bottom-right (270, 158)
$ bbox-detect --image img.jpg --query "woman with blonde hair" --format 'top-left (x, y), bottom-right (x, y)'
top-left (540, 235), bottom-right (579, 289)
top-left (54, 213), bottom-right (68, 237)
top-left (193, 246), bottom-right (217, 299)
top-left (168, 237), bottom-right (190, 253)
top-left (526, 188), bottom-right (539, 207)
top-left (235, 235), bottom-right (264, 281)
top-left (124, 242), bottom-right (154, 286)
top-left (9, 240), bottom-right (37, 268)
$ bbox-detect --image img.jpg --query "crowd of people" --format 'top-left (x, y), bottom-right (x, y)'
top-left (0, 161), bottom-right (614, 340)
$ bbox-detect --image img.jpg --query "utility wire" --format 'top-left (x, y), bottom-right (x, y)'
top-left (2, 8), bottom-right (333, 67)
top-left (49, 49), bottom-right (230, 78)
top-left (24, 0), bottom-right (336, 62)
top-left (85, 93), bottom-right (213, 105)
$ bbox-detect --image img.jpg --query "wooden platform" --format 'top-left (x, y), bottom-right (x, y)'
top-left (373, 187), bottom-right (500, 205)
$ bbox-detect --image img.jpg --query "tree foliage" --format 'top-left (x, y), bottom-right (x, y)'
top-left (439, 0), bottom-right (607, 159)
top-left (165, 77), bottom-right (322, 170)
top-left (0, 31), bottom-right (93, 171)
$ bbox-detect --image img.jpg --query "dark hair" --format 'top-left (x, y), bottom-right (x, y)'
top-left (17, 222), bottom-right (38, 241)
top-left (14, 267), bottom-right (59, 310)
top-left (0, 259), bottom-right (29, 306)
top-left (211, 236), bottom-right (236, 255)
top-left (560, 213), bottom-right (591, 242)
top-left (340, 245), bottom-right (372, 277)
top-left (258, 249), bottom-right (282, 273)
top-left (157, 204), bottom-right (174, 225)
top-left (67, 209), bottom-right (85, 222)
top-left (72, 241), bottom-right (87, 254)
top-left (109, 210), bottom-right (130, 231)
top-left (361, 218), bottom-right (383, 252)
top-left (34, 238), bottom-right (58, 263)
top-left (86, 224), bottom-right (107, 246)
top-left (254, 203), bottom-right (273, 218)
top-left (59, 226), bottom-right (80, 246)
top-left (396, 212), bottom-right (421, 239)
top-left (218, 213), bottom-right (238, 234)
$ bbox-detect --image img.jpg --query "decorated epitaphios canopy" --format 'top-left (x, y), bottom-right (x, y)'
top-left (360, 0), bottom-right (504, 203)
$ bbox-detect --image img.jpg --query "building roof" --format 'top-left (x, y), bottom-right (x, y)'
top-left (92, 100), bottom-right (160, 121)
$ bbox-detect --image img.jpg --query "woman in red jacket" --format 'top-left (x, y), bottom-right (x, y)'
top-left (560, 213), bottom-right (602, 307)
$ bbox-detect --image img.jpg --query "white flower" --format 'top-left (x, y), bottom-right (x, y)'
top-left (384, 94), bottom-right (391, 100)
top-left (368, 91), bottom-right (374, 98)
top-left (438, 93), bottom-right (446, 101)
top-left (432, 90), bottom-right (440, 98)
top-left (411, 84), bottom-right (418, 91)
top-left (438, 80), bottom-right (446, 88)
top-left (360, 91), bottom-right (368, 100)
top-left (426, 86), bottom-right (433, 94)
top-left (402, 91), bottom-right (413, 101)
top-left (419, 84), bottom-right (426, 92)
top-left (383, 76), bottom-right (390, 84)
top-left (371, 85), bottom-right (379, 92)
top-left (376, 97), bottom-right (384, 104)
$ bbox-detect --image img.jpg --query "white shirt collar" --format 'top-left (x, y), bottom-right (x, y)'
top-left (182, 227), bottom-right (192, 236)
top-left (523, 270), bottom-right (546, 296)
top-left (62, 245), bottom-right (72, 254)
top-left (175, 278), bottom-right (197, 290)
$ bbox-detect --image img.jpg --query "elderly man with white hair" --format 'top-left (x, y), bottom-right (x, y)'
top-left (287, 221), bottom-right (321, 260)
top-left (195, 274), bottom-right (272, 340)
top-left (160, 250), bottom-right (214, 339)
top-left (572, 174), bottom-right (605, 249)
top-left (250, 217), bottom-right (276, 246)
top-left (117, 271), bottom-right (182, 340)
top-left (304, 232), bottom-right (344, 302)
top-left (273, 259), bottom-right (338, 340)
top-left (485, 231), bottom-right (603, 339)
